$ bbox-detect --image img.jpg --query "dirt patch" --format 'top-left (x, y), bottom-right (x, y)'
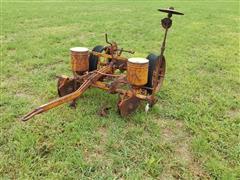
top-left (98, 126), bottom-right (108, 144)
top-left (227, 108), bottom-right (240, 119)
top-left (84, 126), bottom-right (109, 164)
top-left (157, 119), bottom-right (210, 179)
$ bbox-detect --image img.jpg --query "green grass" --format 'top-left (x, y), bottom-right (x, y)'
top-left (1, 0), bottom-right (240, 179)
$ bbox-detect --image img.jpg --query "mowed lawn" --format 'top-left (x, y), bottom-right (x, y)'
top-left (1, 0), bottom-right (239, 179)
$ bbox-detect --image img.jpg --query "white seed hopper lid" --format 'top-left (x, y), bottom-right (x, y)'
top-left (70, 47), bottom-right (89, 52)
top-left (128, 57), bottom-right (149, 64)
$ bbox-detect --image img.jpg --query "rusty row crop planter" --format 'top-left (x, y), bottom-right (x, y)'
top-left (21, 7), bottom-right (183, 121)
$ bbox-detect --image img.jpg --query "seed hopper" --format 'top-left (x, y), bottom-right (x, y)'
top-left (21, 7), bottom-right (183, 121)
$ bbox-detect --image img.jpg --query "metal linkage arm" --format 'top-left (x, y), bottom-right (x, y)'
top-left (21, 65), bottom-right (112, 121)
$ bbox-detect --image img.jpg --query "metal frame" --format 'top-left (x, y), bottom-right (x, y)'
top-left (21, 7), bottom-right (183, 121)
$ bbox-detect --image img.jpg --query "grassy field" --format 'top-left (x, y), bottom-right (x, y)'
top-left (1, 0), bottom-right (239, 179)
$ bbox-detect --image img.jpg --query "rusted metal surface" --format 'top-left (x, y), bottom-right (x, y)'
top-left (118, 93), bottom-right (141, 116)
top-left (70, 47), bottom-right (89, 75)
top-left (152, 7), bottom-right (183, 95)
top-left (154, 56), bottom-right (166, 93)
top-left (57, 76), bottom-right (80, 97)
top-left (21, 7), bottom-right (183, 121)
top-left (127, 58), bottom-right (149, 86)
top-left (108, 75), bottom-right (126, 94)
top-left (21, 65), bottom-right (112, 121)
top-left (91, 51), bottom-right (127, 62)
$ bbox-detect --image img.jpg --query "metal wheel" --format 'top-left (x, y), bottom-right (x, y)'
top-left (146, 53), bottom-right (166, 94)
